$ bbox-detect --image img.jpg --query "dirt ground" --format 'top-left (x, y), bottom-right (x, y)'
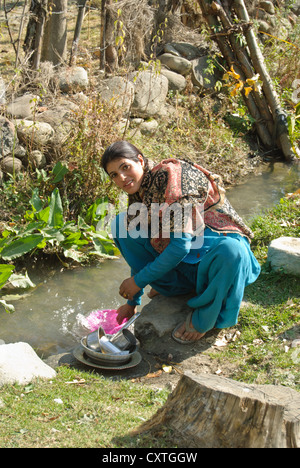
top-left (48, 326), bottom-right (238, 392)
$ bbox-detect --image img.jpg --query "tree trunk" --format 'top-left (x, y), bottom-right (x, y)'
top-left (133, 373), bottom-right (300, 448)
top-left (99, 0), bottom-right (107, 70)
top-left (41, 0), bottom-right (68, 66)
top-left (24, 0), bottom-right (48, 69)
top-left (69, 0), bottom-right (88, 66)
top-left (102, 0), bottom-right (118, 73)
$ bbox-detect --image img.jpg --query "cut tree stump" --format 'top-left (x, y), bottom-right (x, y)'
top-left (133, 372), bottom-right (300, 448)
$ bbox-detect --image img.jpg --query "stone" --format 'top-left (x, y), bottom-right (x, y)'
top-left (158, 53), bottom-right (192, 76)
top-left (99, 76), bottom-right (134, 114)
top-left (291, 1), bottom-right (300, 15)
top-left (160, 68), bottom-right (187, 92)
top-left (29, 150), bottom-right (47, 168)
top-left (191, 55), bottom-right (218, 91)
top-left (16, 119), bottom-right (55, 147)
top-left (0, 117), bottom-right (17, 157)
top-left (257, 19), bottom-right (273, 35)
top-left (6, 94), bottom-right (40, 119)
top-left (135, 294), bottom-right (193, 339)
top-left (131, 70), bottom-right (169, 118)
top-left (259, 1), bottom-right (276, 15)
top-left (0, 76), bottom-right (5, 104)
top-left (164, 42), bottom-right (202, 60)
top-left (267, 237), bottom-right (300, 276)
top-left (59, 66), bottom-right (89, 93)
top-left (1, 156), bottom-right (23, 175)
top-left (140, 119), bottom-right (159, 136)
top-left (0, 342), bottom-right (56, 387)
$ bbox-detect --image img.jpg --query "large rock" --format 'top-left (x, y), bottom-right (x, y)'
top-left (0, 342), bottom-right (56, 387)
top-left (158, 53), bottom-right (192, 76)
top-left (59, 66), bottom-right (89, 93)
top-left (131, 70), bottom-right (169, 118)
top-left (164, 42), bottom-right (203, 60)
top-left (160, 68), bottom-right (187, 92)
top-left (291, 1), bottom-right (300, 15)
top-left (0, 117), bottom-right (17, 158)
top-left (268, 237), bottom-right (300, 276)
top-left (6, 94), bottom-right (40, 119)
top-left (99, 76), bottom-right (134, 114)
top-left (191, 55), bottom-right (219, 91)
top-left (259, 1), bottom-right (275, 15)
top-left (1, 156), bottom-right (23, 175)
top-left (135, 294), bottom-right (193, 340)
top-left (0, 76), bottom-right (5, 104)
top-left (16, 119), bottom-right (55, 147)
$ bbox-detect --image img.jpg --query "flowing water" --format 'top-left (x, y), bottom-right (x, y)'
top-left (0, 161), bottom-right (299, 357)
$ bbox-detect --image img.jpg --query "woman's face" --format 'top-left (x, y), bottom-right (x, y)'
top-left (106, 155), bottom-right (145, 194)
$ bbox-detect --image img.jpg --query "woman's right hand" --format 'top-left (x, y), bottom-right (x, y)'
top-left (116, 303), bottom-right (137, 324)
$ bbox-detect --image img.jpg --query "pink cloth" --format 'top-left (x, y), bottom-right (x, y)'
top-left (84, 309), bottom-right (128, 335)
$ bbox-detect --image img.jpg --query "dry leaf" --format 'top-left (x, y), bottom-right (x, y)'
top-left (162, 365), bottom-right (172, 373)
top-left (145, 370), bottom-right (163, 379)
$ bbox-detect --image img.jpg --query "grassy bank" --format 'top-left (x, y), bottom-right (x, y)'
top-left (0, 196), bottom-right (299, 448)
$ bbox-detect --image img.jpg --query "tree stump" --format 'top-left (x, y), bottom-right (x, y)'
top-left (133, 372), bottom-right (300, 448)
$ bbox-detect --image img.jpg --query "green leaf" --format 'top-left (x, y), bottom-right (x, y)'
top-left (0, 299), bottom-right (15, 313)
top-left (8, 271), bottom-right (35, 289)
top-left (52, 161), bottom-right (69, 183)
top-left (36, 206), bottom-right (50, 224)
top-left (48, 188), bottom-right (64, 228)
top-left (0, 234), bottom-right (44, 260)
top-left (30, 188), bottom-right (43, 212)
top-left (91, 237), bottom-right (118, 257)
top-left (62, 231), bottom-right (89, 248)
top-left (0, 264), bottom-right (15, 289)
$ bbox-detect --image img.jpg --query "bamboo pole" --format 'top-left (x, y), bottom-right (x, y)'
top-left (233, 0), bottom-right (295, 161)
top-left (197, 0), bottom-right (273, 148)
top-left (212, 1), bottom-right (274, 137)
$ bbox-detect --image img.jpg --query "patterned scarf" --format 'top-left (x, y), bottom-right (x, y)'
top-left (128, 158), bottom-right (253, 253)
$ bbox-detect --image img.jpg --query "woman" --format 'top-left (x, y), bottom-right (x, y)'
top-left (101, 141), bottom-right (261, 344)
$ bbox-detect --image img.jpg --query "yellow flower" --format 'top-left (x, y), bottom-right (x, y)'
top-left (244, 86), bottom-right (253, 97)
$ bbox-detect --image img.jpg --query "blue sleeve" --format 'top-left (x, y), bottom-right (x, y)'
top-left (127, 267), bottom-right (144, 306)
top-left (133, 233), bottom-right (193, 289)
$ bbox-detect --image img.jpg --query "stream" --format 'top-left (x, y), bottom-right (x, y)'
top-left (0, 161), bottom-right (299, 358)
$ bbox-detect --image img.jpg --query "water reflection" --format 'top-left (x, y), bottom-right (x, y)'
top-left (0, 161), bottom-right (299, 356)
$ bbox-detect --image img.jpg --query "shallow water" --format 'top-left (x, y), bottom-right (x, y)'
top-left (0, 161), bottom-right (299, 357)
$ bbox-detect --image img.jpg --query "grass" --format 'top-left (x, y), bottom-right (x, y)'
top-left (0, 195), bottom-right (299, 448)
top-left (0, 366), bottom-right (171, 448)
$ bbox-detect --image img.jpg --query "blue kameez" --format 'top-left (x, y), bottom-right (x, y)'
top-left (112, 212), bottom-right (261, 334)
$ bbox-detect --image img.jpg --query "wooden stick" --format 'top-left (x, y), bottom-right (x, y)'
top-left (197, 0), bottom-right (273, 148)
top-left (233, 0), bottom-right (296, 161)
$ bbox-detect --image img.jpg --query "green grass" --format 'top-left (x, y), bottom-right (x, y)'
top-left (0, 196), bottom-right (299, 447)
top-left (0, 366), bottom-right (171, 448)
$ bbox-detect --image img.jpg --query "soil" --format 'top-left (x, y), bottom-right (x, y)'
top-left (47, 327), bottom-right (238, 392)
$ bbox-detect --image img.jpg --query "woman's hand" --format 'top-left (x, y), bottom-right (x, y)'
top-left (119, 276), bottom-right (141, 302)
top-left (116, 303), bottom-right (137, 324)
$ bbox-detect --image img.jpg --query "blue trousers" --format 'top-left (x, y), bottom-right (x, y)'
top-left (112, 215), bottom-right (261, 333)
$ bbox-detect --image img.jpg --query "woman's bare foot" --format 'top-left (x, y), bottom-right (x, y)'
top-left (173, 316), bottom-right (206, 343)
top-left (147, 288), bottom-right (160, 299)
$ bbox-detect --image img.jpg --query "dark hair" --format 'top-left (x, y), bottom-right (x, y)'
top-left (101, 141), bottom-right (147, 173)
